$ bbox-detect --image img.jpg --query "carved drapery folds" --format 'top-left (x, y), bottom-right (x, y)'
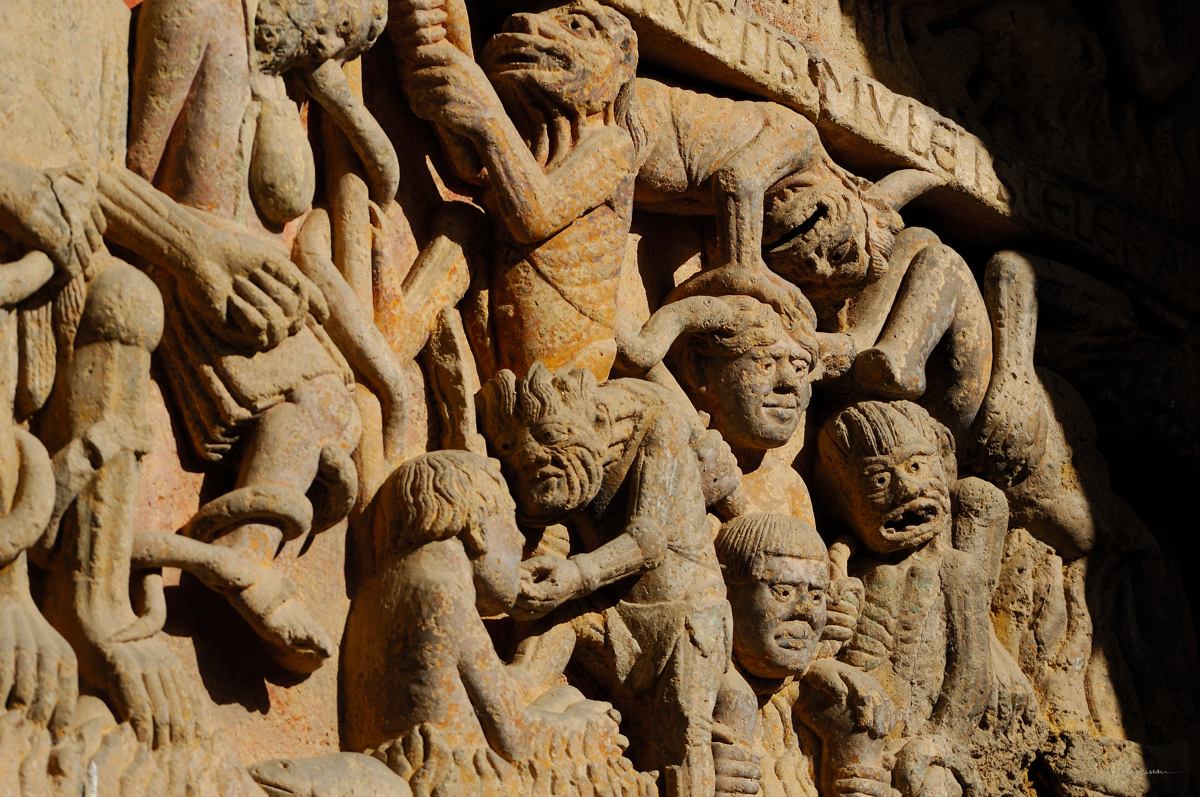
top-left (0, 0), bottom-right (1196, 794)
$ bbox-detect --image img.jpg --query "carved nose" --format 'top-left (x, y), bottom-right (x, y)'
top-left (503, 13), bottom-right (540, 34)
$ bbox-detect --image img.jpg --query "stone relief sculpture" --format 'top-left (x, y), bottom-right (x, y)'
top-left (0, 0), bottom-right (1197, 796)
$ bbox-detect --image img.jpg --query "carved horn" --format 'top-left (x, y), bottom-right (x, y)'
top-left (865, 169), bottom-right (945, 213)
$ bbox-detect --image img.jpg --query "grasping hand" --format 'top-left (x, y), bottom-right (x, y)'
top-left (516, 556), bottom-right (583, 617)
top-left (0, 161), bottom-right (104, 281)
top-left (402, 43), bottom-right (504, 138)
top-left (183, 214), bottom-right (329, 352)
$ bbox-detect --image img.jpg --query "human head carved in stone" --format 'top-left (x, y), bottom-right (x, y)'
top-left (477, 361), bottom-right (607, 525)
top-left (762, 165), bottom-right (943, 309)
top-left (479, 0), bottom-right (643, 164)
top-left (716, 512), bottom-right (829, 680)
top-left (817, 400), bottom-right (956, 554)
top-left (666, 295), bottom-right (819, 454)
top-left (255, 0), bottom-right (388, 74)
top-left (369, 450), bottom-right (524, 614)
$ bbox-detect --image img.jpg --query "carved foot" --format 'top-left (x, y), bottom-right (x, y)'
top-left (854, 345), bottom-right (926, 399)
top-left (225, 569), bottom-right (335, 675)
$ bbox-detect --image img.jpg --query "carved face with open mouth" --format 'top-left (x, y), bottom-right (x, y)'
top-left (762, 180), bottom-right (871, 308)
top-left (480, 0), bottom-right (636, 119)
top-left (845, 441), bottom-right (951, 553)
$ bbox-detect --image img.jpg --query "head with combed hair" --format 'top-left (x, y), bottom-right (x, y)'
top-left (477, 361), bottom-right (606, 524)
top-left (369, 450), bottom-right (525, 613)
top-left (716, 512), bottom-right (830, 679)
top-left (715, 512), bottom-right (827, 584)
top-left (817, 400), bottom-right (955, 554)
top-left (667, 295), bottom-right (817, 453)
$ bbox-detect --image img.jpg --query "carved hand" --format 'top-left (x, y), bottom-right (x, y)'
top-left (680, 263), bottom-right (815, 333)
top-left (0, 591), bottom-right (78, 736)
top-left (0, 161), bottom-right (104, 281)
top-left (404, 42), bottom-right (505, 139)
top-left (966, 372), bottom-right (1049, 488)
top-left (804, 658), bottom-right (897, 739)
top-left (712, 735), bottom-right (762, 797)
top-left (180, 217), bottom-right (330, 351)
top-left (517, 556), bottom-right (583, 616)
top-left (823, 575), bottom-right (864, 646)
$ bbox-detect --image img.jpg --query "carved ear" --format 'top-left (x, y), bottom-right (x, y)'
top-left (865, 169), bottom-right (944, 213)
top-left (462, 522), bottom-right (488, 558)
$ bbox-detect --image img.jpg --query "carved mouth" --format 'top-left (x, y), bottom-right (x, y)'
top-left (485, 34), bottom-right (571, 73)
top-left (762, 395), bottom-right (799, 410)
top-left (773, 624), bottom-right (814, 651)
top-left (880, 498), bottom-right (942, 542)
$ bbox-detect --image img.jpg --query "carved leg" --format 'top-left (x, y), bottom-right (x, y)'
top-left (648, 622), bottom-right (728, 797)
top-left (37, 259), bottom-right (204, 749)
top-left (208, 372), bottom-right (360, 673)
top-left (965, 251), bottom-right (1049, 487)
top-left (855, 243), bottom-right (991, 443)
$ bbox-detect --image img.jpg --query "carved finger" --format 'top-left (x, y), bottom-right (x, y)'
top-left (10, 608), bottom-right (37, 710)
top-left (142, 665), bottom-right (172, 749)
top-left (227, 294), bottom-right (270, 346)
top-left (391, 0), bottom-right (443, 15)
top-left (28, 632), bottom-right (59, 725)
top-left (114, 661), bottom-right (154, 745)
top-left (50, 648), bottom-right (78, 738)
top-left (157, 660), bottom-right (188, 744)
top-left (715, 778), bottom-right (762, 796)
top-left (300, 273), bottom-right (329, 323)
top-left (716, 760), bottom-right (762, 781)
top-left (249, 269), bottom-right (303, 329)
top-left (834, 779), bottom-right (891, 797)
top-left (234, 275), bottom-right (290, 348)
top-left (407, 8), bottom-right (448, 28)
top-left (0, 609), bottom-right (15, 708)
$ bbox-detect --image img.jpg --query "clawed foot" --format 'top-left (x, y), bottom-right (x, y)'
top-left (854, 345), bottom-right (926, 400)
top-left (225, 571), bottom-right (335, 675)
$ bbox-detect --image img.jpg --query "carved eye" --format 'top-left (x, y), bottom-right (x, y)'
top-left (809, 588), bottom-right (824, 603)
top-left (909, 461), bottom-right (921, 474)
top-left (791, 356), bottom-right (810, 375)
top-left (830, 240), bottom-right (854, 264)
top-left (496, 438), bottom-right (515, 455)
top-left (772, 584), bottom-right (796, 602)
top-left (566, 14), bottom-right (597, 36)
top-left (534, 422), bottom-right (569, 446)
top-left (873, 473), bottom-right (889, 489)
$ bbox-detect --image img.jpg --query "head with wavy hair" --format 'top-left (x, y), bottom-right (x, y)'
top-left (477, 361), bottom-right (607, 524)
top-left (369, 450), bottom-right (525, 612)
top-left (817, 400), bottom-right (955, 554)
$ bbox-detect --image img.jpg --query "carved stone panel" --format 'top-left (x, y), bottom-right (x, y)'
top-left (0, 0), bottom-right (1196, 795)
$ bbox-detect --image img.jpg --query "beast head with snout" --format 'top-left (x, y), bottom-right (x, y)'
top-left (480, 0), bottom-right (637, 130)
